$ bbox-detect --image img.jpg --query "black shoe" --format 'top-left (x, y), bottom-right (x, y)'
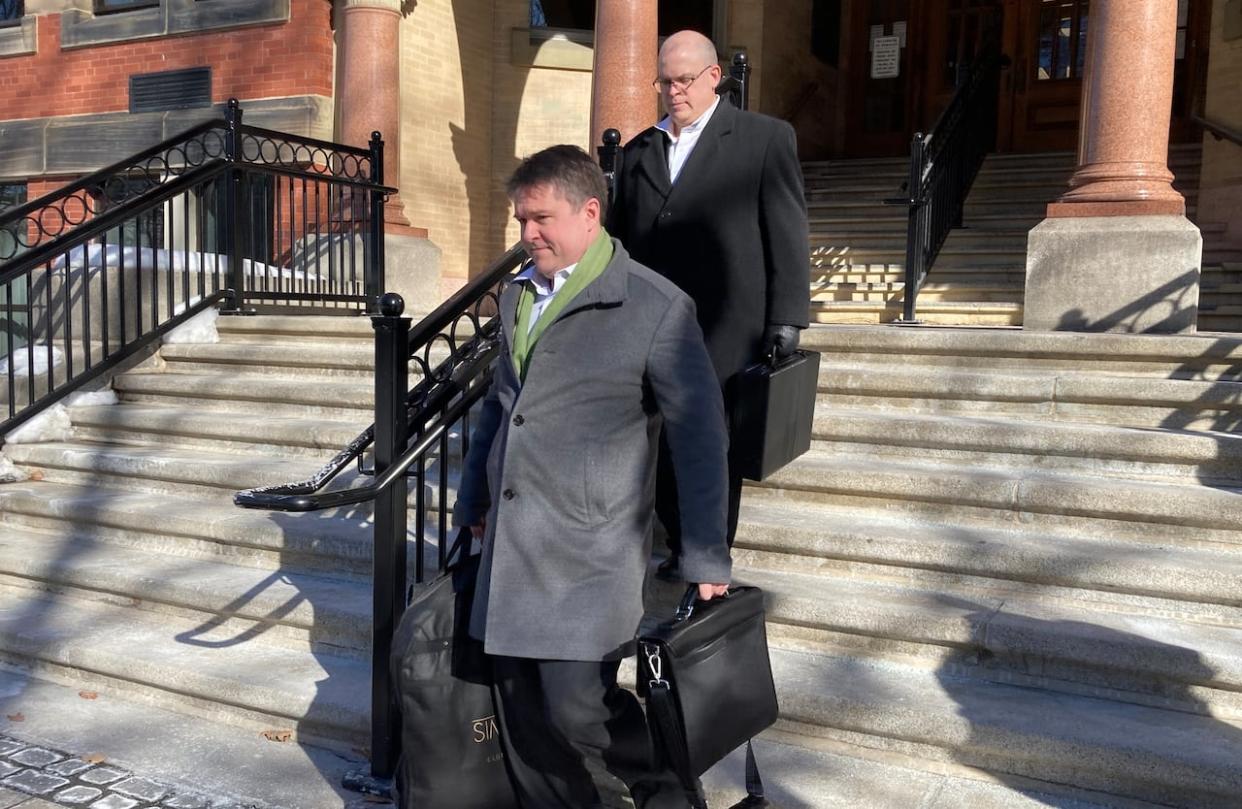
top-left (655, 555), bottom-right (681, 581)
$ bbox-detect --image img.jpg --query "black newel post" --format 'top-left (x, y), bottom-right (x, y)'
top-left (367, 131), bottom-right (387, 312)
top-left (370, 291), bottom-right (409, 779)
top-left (221, 98), bottom-right (245, 314)
top-left (598, 128), bottom-right (621, 206)
top-left (730, 52), bottom-right (751, 111)
top-left (901, 133), bottom-right (926, 324)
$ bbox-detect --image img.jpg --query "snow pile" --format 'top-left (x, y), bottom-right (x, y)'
top-left (66, 388), bottom-right (119, 407)
top-left (4, 403), bottom-right (71, 444)
top-left (0, 346), bottom-right (64, 378)
top-left (165, 297), bottom-right (220, 344)
top-left (50, 244), bottom-right (323, 283)
top-left (0, 454), bottom-right (29, 484)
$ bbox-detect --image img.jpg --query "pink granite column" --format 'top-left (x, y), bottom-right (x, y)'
top-left (339, 0), bottom-right (413, 229)
top-left (1047, 0), bottom-right (1185, 217)
top-left (590, 0), bottom-right (659, 148)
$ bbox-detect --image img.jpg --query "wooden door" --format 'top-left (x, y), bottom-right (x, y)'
top-left (844, 0), bottom-right (917, 157)
top-left (1001, 0), bottom-right (1210, 153)
top-left (921, 0), bottom-right (1004, 131)
top-left (1005, 0), bottom-right (1089, 152)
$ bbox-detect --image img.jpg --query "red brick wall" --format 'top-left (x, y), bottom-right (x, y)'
top-left (0, 3), bottom-right (334, 121)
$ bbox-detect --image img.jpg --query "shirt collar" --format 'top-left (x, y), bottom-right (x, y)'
top-left (516, 260), bottom-right (576, 295)
top-left (655, 95), bottom-right (721, 141)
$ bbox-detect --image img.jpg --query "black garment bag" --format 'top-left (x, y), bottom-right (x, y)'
top-left (730, 350), bottom-right (821, 481)
top-left (390, 529), bottom-right (519, 809)
top-left (639, 585), bottom-right (779, 808)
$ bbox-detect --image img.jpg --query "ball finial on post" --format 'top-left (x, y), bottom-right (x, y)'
top-left (378, 292), bottom-right (405, 317)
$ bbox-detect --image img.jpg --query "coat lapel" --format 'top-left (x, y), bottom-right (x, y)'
top-left (499, 281), bottom-right (521, 350)
top-left (633, 130), bottom-right (672, 200)
top-left (667, 99), bottom-right (736, 202)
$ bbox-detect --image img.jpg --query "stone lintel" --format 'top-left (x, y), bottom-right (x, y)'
top-left (0, 14), bottom-right (37, 58)
top-left (61, 0), bottom-right (289, 50)
top-left (1023, 215), bottom-right (1203, 335)
top-left (0, 95), bottom-right (332, 180)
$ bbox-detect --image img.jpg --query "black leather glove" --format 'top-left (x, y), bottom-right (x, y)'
top-left (762, 324), bottom-right (801, 361)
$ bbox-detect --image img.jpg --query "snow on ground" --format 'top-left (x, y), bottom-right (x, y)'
top-left (65, 388), bottom-right (119, 407)
top-left (0, 453), bottom-right (29, 483)
top-left (166, 296), bottom-right (220, 344)
top-left (50, 244), bottom-right (326, 283)
top-left (0, 345), bottom-right (64, 377)
top-left (3, 403), bottom-right (71, 444)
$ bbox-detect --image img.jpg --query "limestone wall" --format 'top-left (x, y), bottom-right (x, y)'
top-left (754, 0), bottom-right (839, 160)
top-left (398, 0), bottom-right (497, 297)
top-left (1198, 0), bottom-right (1242, 247)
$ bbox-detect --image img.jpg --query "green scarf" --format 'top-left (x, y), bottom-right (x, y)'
top-left (511, 229), bottom-right (614, 383)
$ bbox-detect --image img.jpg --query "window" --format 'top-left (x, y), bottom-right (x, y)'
top-left (1036, 0), bottom-right (1088, 81)
top-left (530, 0), bottom-right (715, 38)
top-left (94, 0), bottom-right (160, 13)
top-left (0, 182), bottom-right (26, 260)
top-left (0, 0), bottom-right (22, 28)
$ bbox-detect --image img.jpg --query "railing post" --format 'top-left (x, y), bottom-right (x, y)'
top-left (730, 52), bottom-right (751, 111)
top-left (369, 290), bottom-right (409, 781)
top-left (221, 98), bottom-right (246, 314)
top-left (598, 128), bottom-right (621, 207)
top-left (368, 131), bottom-right (387, 313)
top-left (901, 133), bottom-right (925, 324)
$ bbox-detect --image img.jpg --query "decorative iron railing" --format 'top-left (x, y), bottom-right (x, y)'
top-left (0, 99), bottom-right (392, 435)
top-left (884, 44), bottom-right (1005, 322)
top-left (234, 244), bottom-right (527, 787)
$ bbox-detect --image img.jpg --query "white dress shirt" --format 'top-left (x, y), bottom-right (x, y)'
top-left (655, 95), bottom-right (722, 185)
top-left (516, 260), bottom-right (577, 334)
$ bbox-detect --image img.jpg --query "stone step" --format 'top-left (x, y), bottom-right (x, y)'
top-left (0, 480), bottom-right (424, 576)
top-left (157, 340), bottom-right (462, 381)
top-left (736, 562), bottom-right (1242, 717)
top-left (802, 323), bottom-right (1242, 378)
top-left (811, 300), bottom-right (1023, 326)
top-left (754, 450), bottom-right (1242, 552)
top-left (0, 581), bottom-right (369, 745)
top-left (68, 404), bottom-right (368, 458)
top-left (113, 371), bottom-right (374, 418)
top-left (811, 406), bottom-right (1242, 483)
top-left (213, 314), bottom-right (377, 343)
top-left (760, 646), bottom-right (1242, 807)
top-left (811, 268), bottom-right (1026, 285)
top-left (811, 283), bottom-right (1022, 304)
top-left (0, 527), bottom-right (372, 654)
top-left (816, 359), bottom-right (1242, 429)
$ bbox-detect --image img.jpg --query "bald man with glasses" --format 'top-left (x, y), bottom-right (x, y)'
top-left (609, 30), bottom-right (811, 579)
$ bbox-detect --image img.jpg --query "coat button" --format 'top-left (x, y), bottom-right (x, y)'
top-left (512, 414), bottom-right (525, 426)
top-left (502, 489), bottom-right (516, 500)
top-left (660, 211), bottom-right (671, 219)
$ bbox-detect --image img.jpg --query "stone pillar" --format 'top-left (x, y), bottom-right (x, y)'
top-left (590, 0), bottom-right (659, 148)
top-left (1024, 0), bottom-right (1203, 334)
top-left (1047, 0), bottom-right (1184, 217)
top-left (339, 0), bottom-right (410, 227)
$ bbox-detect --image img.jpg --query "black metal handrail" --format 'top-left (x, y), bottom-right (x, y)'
top-left (1193, 113), bottom-right (1242, 148)
top-left (1, 99), bottom-right (393, 436)
top-left (234, 243), bottom-right (527, 788)
top-left (884, 44), bottom-right (1005, 322)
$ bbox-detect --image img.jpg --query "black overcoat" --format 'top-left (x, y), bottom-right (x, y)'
top-left (608, 100), bottom-right (811, 386)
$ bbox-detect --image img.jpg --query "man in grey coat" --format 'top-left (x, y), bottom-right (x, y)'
top-left (452, 145), bottom-right (731, 808)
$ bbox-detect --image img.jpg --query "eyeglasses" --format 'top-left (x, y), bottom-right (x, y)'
top-left (652, 65), bottom-right (714, 92)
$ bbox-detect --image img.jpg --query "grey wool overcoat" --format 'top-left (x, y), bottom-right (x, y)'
top-left (451, 239), bottom-right (733, 661)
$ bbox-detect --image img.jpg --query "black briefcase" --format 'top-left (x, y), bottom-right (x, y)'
top-left (639, 586), bottom-right (779, 808)
top-left (731, 350), bottom-right (821, 481)
top-left (390, 530), bottom-right (519, 809)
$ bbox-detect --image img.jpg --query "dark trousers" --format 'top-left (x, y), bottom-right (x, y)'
top-left (656, 433), bottom-right (744, 556)
top-left (490, 655), bottom-right (688, 809)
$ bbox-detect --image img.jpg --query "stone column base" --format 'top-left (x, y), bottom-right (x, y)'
top-left (1023, 216), bottom-right (1202, 334)
top-left (383, 232), bottom-right (443, 315)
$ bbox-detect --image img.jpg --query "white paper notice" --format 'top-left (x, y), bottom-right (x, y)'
top-left (869, 24), bottom-right (884, 51)
top-left (871, 36), bottom-right (901, 79)
top-left (893, 21), bottom-right (907, 47)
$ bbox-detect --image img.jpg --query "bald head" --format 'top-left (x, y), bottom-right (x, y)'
top-left (656, 30), bottom-right (722, 134)
top-left (659, 30), bottom-right (719, 67)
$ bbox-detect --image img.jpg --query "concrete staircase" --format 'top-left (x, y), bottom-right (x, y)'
top-left (803, 145), bottom-right (1242, 328)
top-left (3, 315), bottom-right (1242, 807)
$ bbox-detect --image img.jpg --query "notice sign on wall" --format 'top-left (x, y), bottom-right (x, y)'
top-left (871, 35), bottom-right (901, 79)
